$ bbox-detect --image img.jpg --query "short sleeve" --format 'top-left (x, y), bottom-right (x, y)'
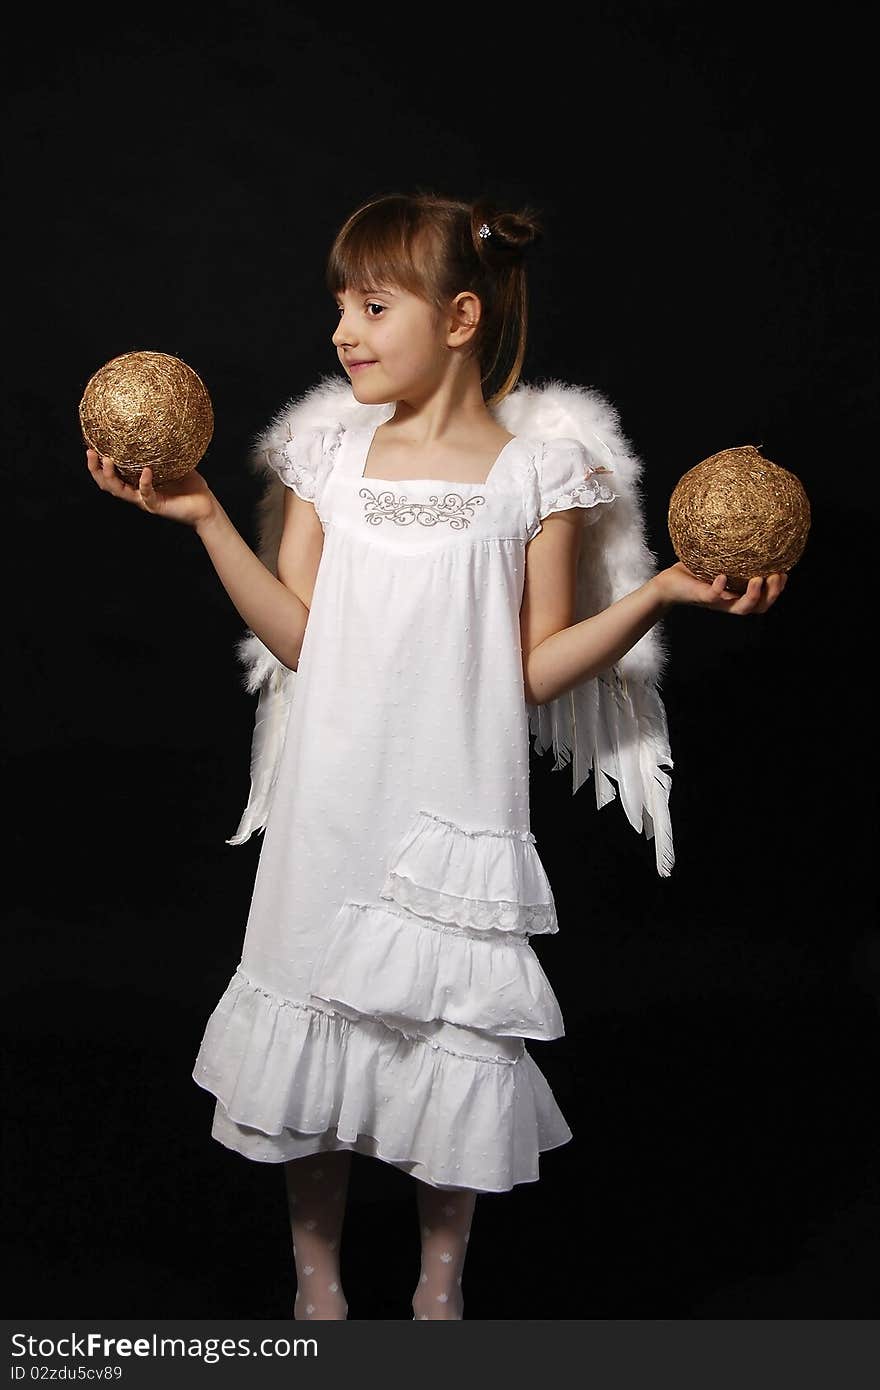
top-left (525, 436), bottom-right (617, 541)
top-left (265, 425), bottom-right (342, 510)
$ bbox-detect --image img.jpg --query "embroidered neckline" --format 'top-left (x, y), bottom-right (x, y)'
top-left (360, 487), bottom-right (486, 528)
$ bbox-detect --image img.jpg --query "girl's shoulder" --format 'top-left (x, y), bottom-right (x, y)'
top-left (523, 435), bottom-right (617, 540)
top-left (254, 378), bottom-right (370, 494)
top-left (263, 421), bottom-right (346, 506)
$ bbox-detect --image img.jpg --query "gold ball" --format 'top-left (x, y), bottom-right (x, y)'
top-left (79, 350), bottom-right (214, 487)
top-left (668, 445), bottom-right (810, 594)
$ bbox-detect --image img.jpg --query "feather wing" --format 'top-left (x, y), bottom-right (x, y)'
top-left (492, 377), bottom-right (674, 876)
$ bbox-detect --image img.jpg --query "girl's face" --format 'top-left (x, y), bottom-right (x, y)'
top-left (332, 283), bottom-right (450, 405)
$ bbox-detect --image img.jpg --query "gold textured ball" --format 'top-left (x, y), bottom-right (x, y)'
top-left (668, 445), bottom-right (810, 594)
top-left (79, 350), bottom-right (214, 487)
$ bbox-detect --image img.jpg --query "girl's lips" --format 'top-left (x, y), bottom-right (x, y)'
top-left (349, 361), bottom-right (376, 371)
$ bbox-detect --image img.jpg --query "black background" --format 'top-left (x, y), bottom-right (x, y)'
top-left (4, 0), bottom-right (877, 1320)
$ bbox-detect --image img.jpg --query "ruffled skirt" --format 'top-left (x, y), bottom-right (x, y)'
top-left (192, 808), bottom-right (573, 1191)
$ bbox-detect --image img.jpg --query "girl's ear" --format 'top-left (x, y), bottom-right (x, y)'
top-left (448, 291), bottom-right (481, 345)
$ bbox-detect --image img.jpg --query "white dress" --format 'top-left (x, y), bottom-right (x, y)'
top-left (192, 417), bottom-right (616, 1192)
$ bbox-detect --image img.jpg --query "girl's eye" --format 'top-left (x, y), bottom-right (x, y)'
top-left (335, 302), bottom-right (385, 317)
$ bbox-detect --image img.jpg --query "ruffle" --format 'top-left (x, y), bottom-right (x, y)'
top-left (307, 898), bottom-right (564, 1041)
top-left (196, 805), bottom-right (573, 1189)
top-left (526, 436), bottom-right (617, 541)
top-left (378, 808), bottom-right (558, 936)
top-left (264, 424), bottom-right (343, 508)
top-left (306, 808), bottom-right (564, 1042)
top-left (192, 967), bottom-right (573, 1191)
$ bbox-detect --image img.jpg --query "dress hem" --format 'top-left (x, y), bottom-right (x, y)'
top-left (202, 1090), bottom-right (574, 1193)
top-left (192, 965), bottom-right (574, 1191)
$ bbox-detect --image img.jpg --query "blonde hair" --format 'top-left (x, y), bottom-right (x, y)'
top-left (326, 189), bottom-right (544, 408)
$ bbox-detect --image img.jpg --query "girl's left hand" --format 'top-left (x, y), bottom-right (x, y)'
top-left (654, 562), bottom-right (788, 614)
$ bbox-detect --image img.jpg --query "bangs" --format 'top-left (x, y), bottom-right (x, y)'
top-left (326, 198), bottom-right (441, 305)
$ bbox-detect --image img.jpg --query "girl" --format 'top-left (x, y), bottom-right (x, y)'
top-left (86, 191), bottom-right (787, 1321)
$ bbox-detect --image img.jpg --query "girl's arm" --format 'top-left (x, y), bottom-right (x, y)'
top-left (196, 498), bottom-right (310, 672)
top-left (521, 515), bottom-right (785, 707)
top-left (523, 571), bottom-right (670, 706)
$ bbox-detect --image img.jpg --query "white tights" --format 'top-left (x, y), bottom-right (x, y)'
top-left (411, 1180), bottom-right (477, 1320)
top-left (284, 1152), bottom-right (477, 1320)
top-left (285, 1151), bottom-right (352, 1320)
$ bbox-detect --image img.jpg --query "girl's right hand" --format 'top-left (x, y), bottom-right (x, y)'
top-left (86, 447), bottom-right (217, 527)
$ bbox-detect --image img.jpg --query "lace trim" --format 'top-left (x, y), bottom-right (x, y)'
top-left (230, 966), bottom-right (523, 1067)
top-left (279, 458), bottom-right (313, 498)
top-left (347, 896), bottom-right (531, 946)
top-left (265, 426), bottom-right (344, 501)
top-left (544, 473), bottom-right (617, 514)
top-left (380, 872), bottom-right (557, 936)
top-left (527, 477), bottom-right (617, 541)
top-left (415, 808), bottom-right (536, 844)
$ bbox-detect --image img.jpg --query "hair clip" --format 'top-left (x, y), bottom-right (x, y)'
top-left (478, 223), bottom-right (492, 239)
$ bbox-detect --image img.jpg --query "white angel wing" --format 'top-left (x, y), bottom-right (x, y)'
top-left (225, 636), bottom-right (296, 846)
top-left (491, 378), bottom-right (675, 876)
top-left (226, 374), bottom-right (674, 876)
